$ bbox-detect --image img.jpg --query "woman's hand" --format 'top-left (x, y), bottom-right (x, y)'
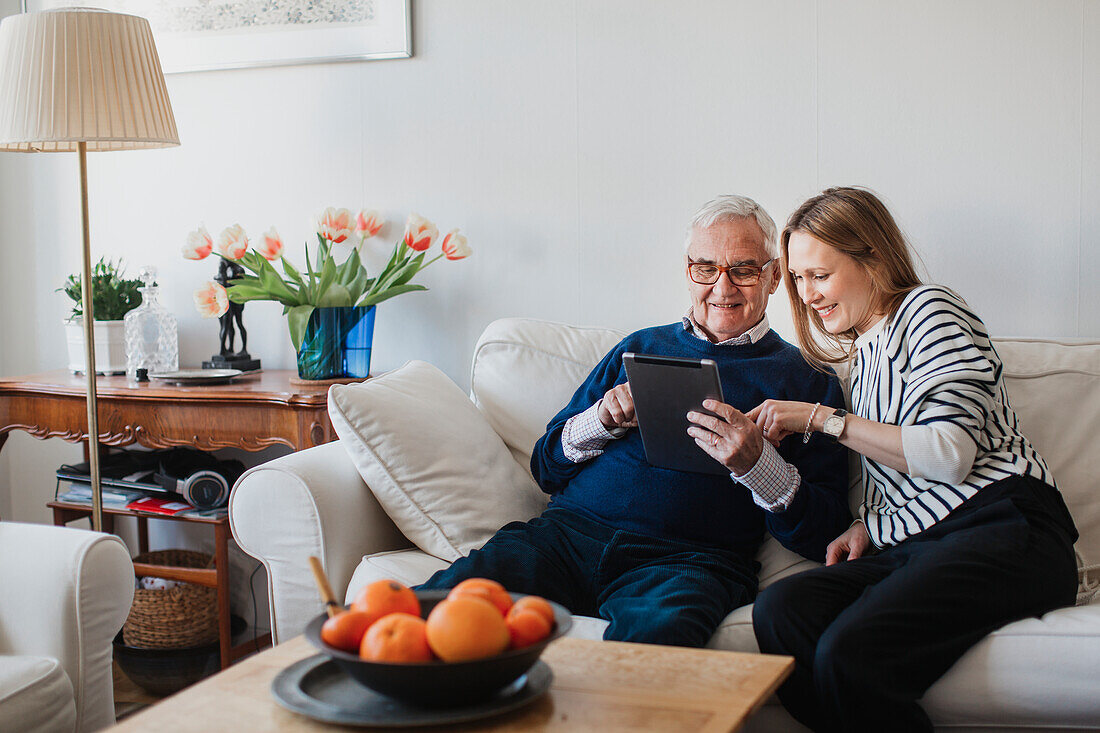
top-left (686, 399), bottom-right (765, 475)
top-left (753, 400), bottom-right (914, 475)
top-left (598, 383), bottom-right (637, 429)
top-left (746, 400), bottom-right (820, 444)
top-left (825, 522), bottom-right (872, 565)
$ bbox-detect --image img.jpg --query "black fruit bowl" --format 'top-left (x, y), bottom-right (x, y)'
top-left (304, 589), bottom-right (572, 707)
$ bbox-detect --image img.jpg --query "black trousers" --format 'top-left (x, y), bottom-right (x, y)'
top-left (752, 475), bottom-right (1078, 733)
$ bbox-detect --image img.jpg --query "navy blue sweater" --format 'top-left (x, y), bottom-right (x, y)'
top-left (531, 324), bottom-right (850, 561)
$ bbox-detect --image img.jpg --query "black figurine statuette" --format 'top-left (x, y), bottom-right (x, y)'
top-left (203, 259), bottom-right (261, 372)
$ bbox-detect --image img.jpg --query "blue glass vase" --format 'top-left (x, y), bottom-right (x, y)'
top-left (295, 306), bottom-right (376, 380)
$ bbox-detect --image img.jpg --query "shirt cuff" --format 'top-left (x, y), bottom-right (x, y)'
top-left (561, 400), bottom-right (626, 463)
top-left (731, 440), bottom-right (802, 512)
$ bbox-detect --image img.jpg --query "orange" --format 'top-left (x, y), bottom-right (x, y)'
top-left (359, 612), bottom-right (433, 663)
top-left (510, 595), bottom-right (554, 625)
top-left (505, 607), bottom-right (552, 649)
top-left (447, 578), bottom-right (513, 616)
top-left (425, 596), bottom-right (510, 662)
top-left (351, 579), bottom-right (421, 627)
top-left (320, 610), bottom-right (373, 652)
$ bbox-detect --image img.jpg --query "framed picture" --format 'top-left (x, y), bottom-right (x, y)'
top-left (21, 0), bottom-right (412, 74)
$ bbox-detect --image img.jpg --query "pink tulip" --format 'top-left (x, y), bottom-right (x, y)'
top-left (403, 213), bottom-right (438, 252)
top-left (317, 207), bottom-right (354, 244)
top-left (356, 209), bottom-right (384, 238)
top-left (441, 229), bottom-right (472, 260)
top-left (217, 224), bottom-right (249, 260)
top-left (193, 281), bottom-right (229, 319)
top-left (182, 226), bottom-right (213, 260)
top-left (257, 227), bottom-right (284, 261)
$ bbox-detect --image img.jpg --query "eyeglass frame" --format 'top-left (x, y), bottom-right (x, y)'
top-left (686, 257), bottom-right (777, 286)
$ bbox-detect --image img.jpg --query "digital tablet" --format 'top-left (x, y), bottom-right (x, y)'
top-left (622, 352), bottom-right (729, 475)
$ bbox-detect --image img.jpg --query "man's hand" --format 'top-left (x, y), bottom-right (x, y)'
top-left (686, 399), bottom-right (765, 475)
top-left (825, 522), bottom-right (872, 565)
top-left (598, 383), bottom-right (637, 430)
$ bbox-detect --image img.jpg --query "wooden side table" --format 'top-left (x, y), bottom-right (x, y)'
top-left (46, 500), bottom-right (259, 670)
top-left (0, 369), bottom-right (343, 668)
top-left (0, 369), bottom-right (337, 454)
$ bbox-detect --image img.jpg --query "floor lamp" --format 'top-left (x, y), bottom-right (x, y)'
top-left (0, 8), bottom-right (179, 531)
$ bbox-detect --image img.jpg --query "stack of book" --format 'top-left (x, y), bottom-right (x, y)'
top-left (56, 483), bottom-right (148, 508)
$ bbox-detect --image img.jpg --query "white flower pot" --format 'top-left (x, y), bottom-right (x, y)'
top-left (65, 319), bottom-right (128, 375)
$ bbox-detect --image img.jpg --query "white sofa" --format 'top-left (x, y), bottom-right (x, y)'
top-left (231, 317), bottom-right (1100, 732)
top-left (0, 522), bottom-right (134, 733)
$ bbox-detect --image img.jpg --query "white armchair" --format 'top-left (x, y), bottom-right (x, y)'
top-left (0, 522), bottom-right (134, 733)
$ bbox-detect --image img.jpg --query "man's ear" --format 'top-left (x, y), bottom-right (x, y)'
top-left (767, 267), bottom-right (781, 295)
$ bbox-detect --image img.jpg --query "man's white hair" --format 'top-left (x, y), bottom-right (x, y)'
top-left (685, 195), bottom-right (778, 258)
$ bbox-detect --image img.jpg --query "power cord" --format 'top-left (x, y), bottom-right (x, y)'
top-left (248, 561), bottom-right (262, 652)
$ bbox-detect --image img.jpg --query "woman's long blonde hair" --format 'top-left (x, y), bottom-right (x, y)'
top-left (781, 187), bottom-right (923, 368)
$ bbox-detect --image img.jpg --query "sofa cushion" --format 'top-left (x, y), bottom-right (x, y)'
top-left (0, 655), bottom-right (77, 733)
top-left (995, 339), bottom-right (1100, 580)
top-left (329, 361), bottom-right (547, 562)
top-left (470, 318), bottom-right (626, 471)
top-left (346, 549), bottom-right (448, 597)
top-left (919, 599), bottom-right (1100, 728)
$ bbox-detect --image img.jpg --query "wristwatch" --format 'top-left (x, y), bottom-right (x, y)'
top-left (822, 408), bottom-right (848, 441)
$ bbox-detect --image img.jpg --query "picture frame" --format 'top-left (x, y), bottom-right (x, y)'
top-left (20, 0), bottom-right (412, 74)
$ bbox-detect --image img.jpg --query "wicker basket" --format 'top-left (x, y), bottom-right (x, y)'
top-left (123, 549), bottom-right (218, 649)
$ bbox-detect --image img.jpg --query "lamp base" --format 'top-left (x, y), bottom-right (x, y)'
top-left (203, 354), bottom-right (261, 372)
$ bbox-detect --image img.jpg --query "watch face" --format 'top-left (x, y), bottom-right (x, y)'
top-left (824, 415), bottom-right (844, 437)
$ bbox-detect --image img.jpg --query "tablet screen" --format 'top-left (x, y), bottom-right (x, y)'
top-left (622, 353), bottom-right (729, 475)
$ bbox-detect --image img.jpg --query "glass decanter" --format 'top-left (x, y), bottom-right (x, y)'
top-left (125, 266), bottom-right (179, 380)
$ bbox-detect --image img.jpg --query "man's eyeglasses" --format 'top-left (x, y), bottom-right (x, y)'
top-left (687, 258), bottom-right (775, 286)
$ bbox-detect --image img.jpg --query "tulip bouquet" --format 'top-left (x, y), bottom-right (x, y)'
top-left (184, 208), bottom-right (471, 351)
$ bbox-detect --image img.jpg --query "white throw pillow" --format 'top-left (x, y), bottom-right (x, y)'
top-left (328, 361), bottom-right (547, 562)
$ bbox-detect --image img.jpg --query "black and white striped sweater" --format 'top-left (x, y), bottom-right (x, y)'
top-left (850, 285), bottom-right (1054, 547)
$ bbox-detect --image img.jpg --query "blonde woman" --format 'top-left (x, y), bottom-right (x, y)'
top-left (741, 188), bottom-right (1077, 732)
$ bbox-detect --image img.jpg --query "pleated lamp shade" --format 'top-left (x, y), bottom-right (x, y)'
top-left (0, 7), bottom-right (178, 152)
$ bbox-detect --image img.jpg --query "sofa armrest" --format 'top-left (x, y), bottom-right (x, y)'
top-left (0, 522), bottom-right (133, 733)
top-left (229, 440), bottom-right (413, 642)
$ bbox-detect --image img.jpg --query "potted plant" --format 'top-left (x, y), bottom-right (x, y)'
top-left (58, 257), bottom-right (144, 375)
top-left (184, 209), bottom-right (471, 380)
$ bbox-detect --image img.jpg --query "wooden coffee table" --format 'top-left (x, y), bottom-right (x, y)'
top-left (111, 635), bottom-right (792, 732)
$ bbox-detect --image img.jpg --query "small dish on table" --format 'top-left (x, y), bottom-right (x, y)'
top-left (147, 369), bottom-right (243, 385)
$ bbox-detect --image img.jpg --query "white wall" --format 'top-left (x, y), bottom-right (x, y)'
top-left (2, 0), bottom-right (1098, 525)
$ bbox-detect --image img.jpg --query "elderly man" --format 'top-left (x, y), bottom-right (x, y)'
top-left (420, 195), bottom-right (849, 647)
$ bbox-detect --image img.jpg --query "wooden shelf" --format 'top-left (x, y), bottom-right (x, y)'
top-left (47, 500), bottom-right (270, 668)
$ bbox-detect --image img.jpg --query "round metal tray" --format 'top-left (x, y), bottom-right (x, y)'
top-left (271, 654), bottom-right (552, 727)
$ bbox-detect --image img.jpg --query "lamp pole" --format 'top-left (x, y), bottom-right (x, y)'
top-left (77, 141), bottom-right (104, 532)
